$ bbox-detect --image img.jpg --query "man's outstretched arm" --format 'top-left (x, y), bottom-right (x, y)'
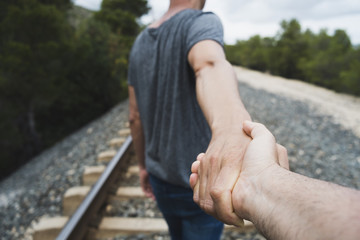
top-left (188, 40), bottom-right (251, 226)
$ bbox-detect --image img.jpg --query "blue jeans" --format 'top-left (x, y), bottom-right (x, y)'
top-left (149, 174), bottom-right (224, 240)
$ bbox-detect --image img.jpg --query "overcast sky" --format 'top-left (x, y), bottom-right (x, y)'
top-left (73, 0), bottom-right (360, 45)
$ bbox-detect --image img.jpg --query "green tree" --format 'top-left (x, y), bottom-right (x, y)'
top-left (339, 47), bottom-right (360, 95)
top-left (269, 19), bottom-right (308, 79)
top-left (225, 18), bottom-right (359, 96)
top-left (225, 41), bottom-right (246, 66)
top-left (299, 29), bottom-right (353, 89)
top-left (36, 18), bottom-right (115, 142)
top-left (245, 35), bottom-right (271, 71)
top-left (0, 0), bottom-right (150, 179)
top-left (225, 36), bottom-right (275, 72)
top-left (94, 0), bottom-right (149, 97)
top-left (0, 0), bottom-right (73, 177)
top-left (95, 0), bottom-right (149, 35)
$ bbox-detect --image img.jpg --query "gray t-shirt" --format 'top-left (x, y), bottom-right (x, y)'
top-left (128, 9), bottom-right (224, 188)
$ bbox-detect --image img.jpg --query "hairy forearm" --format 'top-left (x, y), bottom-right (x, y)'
top-left (195, 60), bottom-right (251, 134)
top-left (239, 165), bottom-right (360, 240)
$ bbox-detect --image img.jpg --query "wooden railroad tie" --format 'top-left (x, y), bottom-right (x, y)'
top-left (88, 217), bottom-right (168, 239)
top-left (108, 137), bottom-right (126, 148)
top-left (118, 128), bottom-right (131, 137)
top-left (91, 218), bottom-right (254, 239)
top-left (32, 217), bottom-right (69, 240)
top-left (63, 186), bottom-right (91, 216)
top-left (83, 165), bottom-right (139, 186)
top-left (82, 165), bottom-right (106, 186)
top-left (65, 165), bottom-right (141, 216)
top-left (125, 165), bottom-right (140, 177)
top-left (32, 216), bottom-right (254, 240)
top-left (97, 150), bottom-right (117, 163)
top-left (62, 186), bottom-right (146, 216)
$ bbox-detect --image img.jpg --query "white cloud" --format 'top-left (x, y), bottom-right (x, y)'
top-left (309, 0), bottom-right (360, 19)
top-left (202, 0), bottom-right (360, 44)
top-left (302, 14), bottom-right (360, 44)
top-left (73, 0), bottom-right (360, 44)
top-left (72, 0), bottom-right (101, 11)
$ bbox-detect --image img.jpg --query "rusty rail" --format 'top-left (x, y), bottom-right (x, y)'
top-left (56, 136), bottom-right (133, 240)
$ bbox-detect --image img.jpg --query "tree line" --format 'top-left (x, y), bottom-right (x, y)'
top-left (0, 0), bottom-right (149, 179)
top-left (225, 19), bottom-right (360, 96)
top-left (2, 4), bottom-right (358, 179)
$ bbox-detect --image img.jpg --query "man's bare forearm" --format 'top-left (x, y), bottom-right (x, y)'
top-left (188, 40), bottom-right (251, 225)
top-left (194, 50), bottom-right (250, 135)
top-left (235, 165), bottom-right (360, 240)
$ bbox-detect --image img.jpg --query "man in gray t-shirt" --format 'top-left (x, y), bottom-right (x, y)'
top-left (129, 9), bottom-right (223, 190)
top-left (128, 0), bottom-right (251, 238)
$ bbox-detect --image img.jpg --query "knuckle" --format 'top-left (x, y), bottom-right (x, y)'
top-left (199, 154), bottom-right (218, 172)
top-left (206, 155), bottom-right (215, 166)
top-left (210, 187), bottom-right (226, 201)
top-left (199, 158), bottom-right (207, 168)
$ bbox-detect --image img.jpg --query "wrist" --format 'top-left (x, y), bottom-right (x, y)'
top-left (211, 120), bottom-right (249, 140)
top-left (232, 164), bottom-right (283, 221)
top-left (231, 175), bottom-right (257, 220)
top-left (210, 111), bottom-right (251, 137)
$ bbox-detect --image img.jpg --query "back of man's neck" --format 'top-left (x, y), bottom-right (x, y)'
top-left (169, 0), bottom-right (201, 10)
top-left (149, 2), bottom-right (199, 29)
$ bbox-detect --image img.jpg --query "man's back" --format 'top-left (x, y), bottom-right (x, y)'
top-left (128, 9), bottom-right (223, 187)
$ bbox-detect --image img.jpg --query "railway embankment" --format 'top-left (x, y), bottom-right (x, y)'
top-left (1, 67), bottom-right (359, 239)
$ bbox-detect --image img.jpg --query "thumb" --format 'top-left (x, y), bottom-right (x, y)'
top-left (243, 121), bottom-right (273, 140)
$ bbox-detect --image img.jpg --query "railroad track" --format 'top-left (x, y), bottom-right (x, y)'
top-left (30, 126), bottom-right (255, 240)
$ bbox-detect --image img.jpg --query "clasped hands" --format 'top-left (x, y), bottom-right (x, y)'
top-left (189, 120), bottom-right (289, 226)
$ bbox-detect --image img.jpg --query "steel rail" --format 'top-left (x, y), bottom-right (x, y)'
top-left (56, 136), bottom-right (133, 240)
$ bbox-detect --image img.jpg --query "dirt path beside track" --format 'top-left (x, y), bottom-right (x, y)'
top-left (234, 66), bottom-right (360, 138)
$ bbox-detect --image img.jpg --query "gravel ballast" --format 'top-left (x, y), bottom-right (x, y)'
top-left (1, 68), bottom-right (359, 240)
top-left (0, 102), bottom-right (130, 240)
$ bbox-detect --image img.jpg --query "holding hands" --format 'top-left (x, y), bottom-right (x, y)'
top-left (191, 121), bottom-right (360, 240)
top-left (190, 120), bottom-right (289, 223)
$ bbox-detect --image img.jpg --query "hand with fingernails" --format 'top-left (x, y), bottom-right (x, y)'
top-left (190, 120), bottom-right (289, 223)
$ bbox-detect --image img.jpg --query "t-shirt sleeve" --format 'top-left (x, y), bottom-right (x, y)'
top-left (186, 12), bottom-right (224, 55)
